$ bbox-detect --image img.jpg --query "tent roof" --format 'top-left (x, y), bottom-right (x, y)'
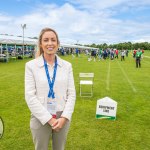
top-left (0, 35), bottom-right (37, 45)
top-left (0, 35), bottom-right (98, 50)
top-left (59, 43), bottom-right (98, 50)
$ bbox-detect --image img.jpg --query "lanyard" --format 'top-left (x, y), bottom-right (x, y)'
top-left (43, 56), bottom-right (57, 99)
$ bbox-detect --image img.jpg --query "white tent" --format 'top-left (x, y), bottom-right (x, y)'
top-left (60, 43), bottom-right (98, 50)
top-left (0, 35), bottom-right (98, 50)
top-left (0, 36), bottom-right (37, 45)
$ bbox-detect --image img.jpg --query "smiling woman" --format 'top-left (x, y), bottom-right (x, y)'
top-left (25, 27), bottom-right (76, 150)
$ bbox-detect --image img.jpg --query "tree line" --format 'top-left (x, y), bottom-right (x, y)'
top-left (85, 42), bottom-right (150, 50)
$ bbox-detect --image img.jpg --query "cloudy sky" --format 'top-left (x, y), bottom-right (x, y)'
top-left (0, 0), bottom-right (150, 44)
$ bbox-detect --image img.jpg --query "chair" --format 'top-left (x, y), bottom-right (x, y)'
top-left (79, 73), bottom-right (94, 97)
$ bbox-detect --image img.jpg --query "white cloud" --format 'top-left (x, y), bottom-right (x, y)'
top-left (0, 1), bottom-right (150, 44)
top-left (67, 0), bottom-right (150, 10)
top-left (66, 0), bottom-right (125, 10)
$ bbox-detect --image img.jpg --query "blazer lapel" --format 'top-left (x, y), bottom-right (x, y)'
top-left (36, 55), bottom-right (44, 68)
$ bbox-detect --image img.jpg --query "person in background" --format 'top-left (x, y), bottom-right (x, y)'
top-left (126, 49), bottom-right (129, 57)
top-left (75, 48), bottom-right (79, 57)
top-left (110, 49), bottom-right (114, 60)
top-left (133, 49), bottom-right (137, 58)
top-left (121, 50), bottom-right (125, 61)
top-left (135, 48), bottom-right (142, 68)
top-left (141, 49), bottom-right (144, 59)
top-left (115, 49), bottom-right (119, 59)
top-left (25, 27), bottom-right (76, 150)
top-left (98, 48), bottom-right (102, 61)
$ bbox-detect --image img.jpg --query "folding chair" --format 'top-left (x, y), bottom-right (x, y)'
top-left (79, 73), bottom-right (94, 97)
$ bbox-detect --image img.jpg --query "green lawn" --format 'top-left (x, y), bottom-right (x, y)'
top-left (0, 51), bottom-right (150, 150)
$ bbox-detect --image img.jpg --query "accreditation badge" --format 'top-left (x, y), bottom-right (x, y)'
top-left (47, 98), bottom-right (57, 118)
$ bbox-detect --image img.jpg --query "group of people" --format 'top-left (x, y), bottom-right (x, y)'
top-left (87, 48), bottom-right (129, 61)
top-left (87, 48), bottom-right (144, 68)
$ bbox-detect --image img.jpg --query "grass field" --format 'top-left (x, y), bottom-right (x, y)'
top-left (0, 51), bottom-right (150, 150)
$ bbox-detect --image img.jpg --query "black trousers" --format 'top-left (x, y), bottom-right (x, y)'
top-left (136, 58), bottom-right (141, 68)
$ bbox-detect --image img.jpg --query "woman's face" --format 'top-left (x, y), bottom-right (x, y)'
top-left (40, 31), bottom-right (59, 55)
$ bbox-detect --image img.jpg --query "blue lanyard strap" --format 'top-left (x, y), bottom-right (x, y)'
top-left (43, 56), bottom-right (57, 99)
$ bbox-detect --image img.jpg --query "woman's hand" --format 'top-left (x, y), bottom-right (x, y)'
top-left (52, 117), bottom-right (68, 132)
top-left (48, 117), bottom-right (57, 126)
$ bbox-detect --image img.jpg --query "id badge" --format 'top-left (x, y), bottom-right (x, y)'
top-left (47, 98), bottom-right (57, 118)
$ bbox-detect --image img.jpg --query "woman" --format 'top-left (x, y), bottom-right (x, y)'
top-left (25, 27), bottom-right (76, 150)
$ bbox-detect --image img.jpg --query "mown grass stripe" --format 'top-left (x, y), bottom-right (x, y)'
top-left (117, 61), bottom-right (137, 93)
top-left (144, 55), bottom-right (150, 58)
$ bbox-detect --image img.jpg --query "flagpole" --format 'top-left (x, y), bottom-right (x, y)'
top-left (21, 24), bottom-right (26, 59)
